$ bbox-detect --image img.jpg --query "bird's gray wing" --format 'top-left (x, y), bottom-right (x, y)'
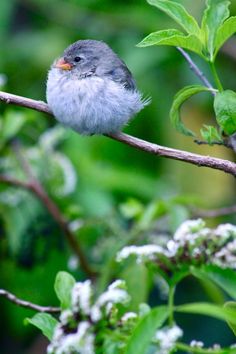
top-left (106, 63), bottom-right (136, 91)
top-left (96, 55), bottom-right (137, 91)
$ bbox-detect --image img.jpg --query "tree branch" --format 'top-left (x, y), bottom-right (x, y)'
top-left (192, 204), bottom-right (236, 218)
top-left (176, 47), bottom-right (215, 93)
top-left (0, 289), bottom-right (60, 313)
top-left (0, 174), bottom-right (96, 279)
top-left (0, 90), bottom-right (235, 177)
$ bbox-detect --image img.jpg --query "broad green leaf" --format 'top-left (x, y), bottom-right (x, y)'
top-left (54, 271), bottom-right (76, 309)
top-left (147, 0), bottom-right (201, 36)
top-left (200, 124), bottom-right (223, 144)
top-left (1, 111), bottom-right (26, 141)
top-left (125, 306), bottom-right (168, 354)
top-left (214, 90), bottom-right (236, 135)
top-left (224, 302), bottom-right (236, 336)
top-left (176, 302), bottom-right (236, 326)
top-left (121, 263), bottom-right (149, 311)
top-left (137, 29), bottom-right (203, 56)
top-left (198, 278), bottom-right (225, 305)
top-left (25, 313), bottom-right (58, 340)
top-left (170, 85), bottom-right (210, 136)
top-left (201, 0), bottom-right (230, 61)
top-left (215, 16), bottom-right (236, 57)
top-left (191, 265), bottom-right (236, 300)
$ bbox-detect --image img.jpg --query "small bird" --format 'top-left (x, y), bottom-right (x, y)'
top-left (46, 39), bottom-right (149, 135)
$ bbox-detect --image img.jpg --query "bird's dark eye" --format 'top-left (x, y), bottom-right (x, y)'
top-left (74, 56), bottom-right (82, 62)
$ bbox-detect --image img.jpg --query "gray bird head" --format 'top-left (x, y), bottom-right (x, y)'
top-left (53, 39), bottom-right (136, 90)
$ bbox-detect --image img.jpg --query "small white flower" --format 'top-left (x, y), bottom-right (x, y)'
top-left (190, 340), bottom-right (204, 348)
top-left (116, 245), bottom-right (166, 263)
top-left (60, 310), bottom-right (74, 325)
top-left (174, 219), bottom-right (205, 242)
top-left (90, 281), bottom-right (130, 322)
top-left (215, 224), bottom-right (236, 239)
top-left (108, 279), bottom-right (125, 290)
top-left (50, 321), bottom-right (95, 354)
top-left (167, 240), bottom-right (179, 256)
top-left (154, 325), bottom-right (183, 352)
top-left (71, 280), bottom-right (92, 315)
top-left (121, 312), bottom-right (138, 322)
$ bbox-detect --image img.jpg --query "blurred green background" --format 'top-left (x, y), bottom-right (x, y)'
top-left (0, 0), bottom-right (236, 353)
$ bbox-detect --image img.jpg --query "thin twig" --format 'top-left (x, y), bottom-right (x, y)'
top-left (176, 47), bottom-right (215, 93)
top-left (192, 204), bottom-right (236, 218)
top-left (0, 174), bottom-right (96, 278)
top-left (0, 289), bottom-right (60, 313)
top-left (0, 91), bottom-right (236, 177)
top-left (194, 139), bottom-right (233, 149)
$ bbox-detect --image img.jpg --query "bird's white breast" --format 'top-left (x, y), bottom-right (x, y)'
top-left (46, 69), bottom-right (145, 134)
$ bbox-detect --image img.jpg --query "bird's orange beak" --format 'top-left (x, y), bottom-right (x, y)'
top-left (55, 58), bottom-right (72, 70)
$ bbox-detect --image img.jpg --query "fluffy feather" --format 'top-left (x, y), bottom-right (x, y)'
top-left (46, 40), bottom-right (149, 135)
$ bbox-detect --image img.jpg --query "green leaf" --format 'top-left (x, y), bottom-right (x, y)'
top-left (224, 302), bottom-right (236, 336)
top-left (25, 313), bottom-right (58, 340)
top-left (191, 265), bottom-right (236, 300)
top-left (124, 306), bottom-right (168, 354)
top-left (147, 0), bottom-right (201, 36)
top-left (201, 0), bottom-right (230, 61)
top-left (214, 90), bottom-right (236, 135)
top-left (54, 271), bottom-right (76, 309)
top-left (119, 198), bottom-right (144, 219)
top-left (215, 16), bottom-right (236, 57)
top-left (170, 85), bottom-right (210, 136)
top-left (176, 302), bottom-right (236, 326)
top-left (1, 111), bottom-right (26, 141)
top-left (137, 200), bottom-right (168, 231)
top-left (137, 29), bottom-right (203, 56)
top-left (200, 124), bottom-right (223, 144)
top-left (121, 263), bottom-right (149, 311)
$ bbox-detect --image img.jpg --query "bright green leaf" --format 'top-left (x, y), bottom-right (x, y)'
top-left (214, 90), bottom-right (236, 135)
top-left (137, 29), bottom-right (203, 56)
top-left (25, 313), bottom-right (58, 340)
top-left (215, 16), bottom-right (236, 57)
top-left (119, 198), bottom-right (144, 219)
top-left (191, 265), bottom-right (236, 300)
top-left (54, 271), bottom-right (76, 309)
top-left (176, 302), bottom-right (236, 326)
top-left (125, 306), bottom-right (168, 354)
top-left (147, 0), bottom-right (201, 36)
top-left (200, 124), bottom-right (223, 144)
top-left (170, 85), bottom-right (210, 136)
top-left (201, 0), bottom-right (230, 61)
top-left (224, 302), bottom-right (236, 336)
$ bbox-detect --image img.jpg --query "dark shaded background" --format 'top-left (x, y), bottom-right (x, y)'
top-left (0, 0), bottom-right (236, 353)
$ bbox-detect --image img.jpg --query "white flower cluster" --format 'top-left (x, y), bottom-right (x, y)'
top-left (117, 219), bottom-right (236, 270)
top-left (154, 325), bottom-right (183, 354)
top-left (48, 321), bottom-right (94, 354)
top-left (47, 279), bottom-right (131, 354)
